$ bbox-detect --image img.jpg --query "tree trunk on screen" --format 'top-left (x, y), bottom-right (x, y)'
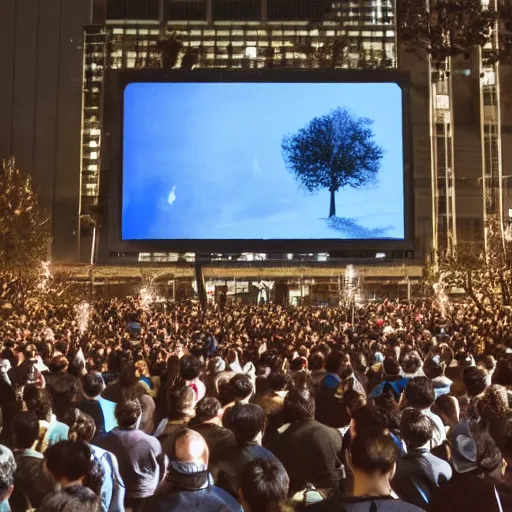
top-left (329, 189), bottom-right (336, 217)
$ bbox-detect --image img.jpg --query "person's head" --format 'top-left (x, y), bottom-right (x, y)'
top-left (63, 409), bottom-right (97, 442)
top-left (193, 396), bottom-right (222, 425)
top-left (223, 403), bottom-right (266, 445)
top-left (115, 399), bottom-right (142, 429)
top-left (207, 356), bottom-right (226, 375)
top-left (118, 363), bottom-right (138, 389)
top-left (463, 366), bottom-right (488, 398)
top-left (383, 357), bottom-right (401, 378)
top-left (402, 352), bottom-right (422, 375)
top-left (325, 352), bottom-right (343, 375)
top-left (450, 420), bottom-right (502, 475)
top-left (308, 352), bottom-right (325, 372)
top-left (477, 385), bottom-right (509, 423)
top-left (44, 440), bottom-right (92, 487)
top-left (492, 356), bottom-right (512, 387)
top-left (24, 385), bottom-right (52, 421)
top-left (172, 429), bottom-right (209, 466)
top-left (168, 384), bottom-right (196, 421)
top-left (179, 355), bottom-right (202, 381)
top-left (37, 485), bottom-right (99, 512)
top-left (239, 458), bottom-right (290, 512)
top-left (0, 445), bottom-right (15, 504)
top-left (12, 411), bottom-right (40, 450)
top-left (404, 376), bottom-right (435, 409)
top-left (348, 428), bottom-right (398, 492)
top-left (48, 354), bottom-right (69, 373)
top-left (424, 356), bottom-right (445, 379)
top-left (343, 389), bottom-right (367, 417)
top-left (350, 405), bottom-right (389, 439)
top-left (266, 370), bottom-right (291, 393)
top-left (82, 372), bottom-right (105, 399)
top-left (283, 388), bottom-right (315, 423)
top-left (432, 394), bottom-right (460, 428)
top-left (400, 408), bottom-right (434, 450)
top-left (135, 360), bottom-right (150, 378)
top-left (229, 373), bottom-right (254, 402)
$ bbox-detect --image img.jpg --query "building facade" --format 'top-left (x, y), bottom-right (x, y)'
top-left (0, 0), bottom-right (510, 263)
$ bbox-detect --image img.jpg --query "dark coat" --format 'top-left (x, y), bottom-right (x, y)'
top-left (215, 443), bottom-right (281, 497)
top-left (273, 419), bottom-right (343, 493)
top-left (141, 461), bottom-right (242, 512)
top-left (10, 449), bottom-right (54, 512)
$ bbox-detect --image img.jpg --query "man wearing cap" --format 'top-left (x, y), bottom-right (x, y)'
top-left (429, 420), bottom-right (512, 511)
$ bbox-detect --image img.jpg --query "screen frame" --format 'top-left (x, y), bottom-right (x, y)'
top-left (103, 68), bottom-right (414, 254)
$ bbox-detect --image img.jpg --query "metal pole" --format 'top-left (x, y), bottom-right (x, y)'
top-left (90, 226), bottom-right (96, 265)
top-left (172, 279), bottom-right (176, 302)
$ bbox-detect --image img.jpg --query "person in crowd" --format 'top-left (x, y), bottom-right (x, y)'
top-left (189, 397), bottom-right (235, 469)
top-left (64, 408), bottom-right (125, 512)
top-left (402, 377), bottom-right (446, 448)
top-left (273, 387), bottom-right (343, 495)
top-left (215, 402), bottom-right (281, 497)
top-left (23, 385), bottom-right (69, 451)
top-left (369, 357), bottom-right (410, 401)
top-left (45, 354), bottom-right (82, 421)
top-left (204, 356), bottom-right (226, 397)
top-left (140, 429), bottom-right (241, 512)
top-left (477, 384), bottom-right (512, 452)
top-left (95, 399), bottom-right (164, 511)
top-left (463, 365), bottom-right (489, 401)
top-left (393, 408), bottom-right (452, 508)
top-left (429, 420), bottom-right (512, 511)
top-left (0, 445), bottom-right (16, 512)
top-left (239, 458), bottom-right (292, 512)
top-left (308, 352), bottom-right (327, 389)
top-left (102, 364), bottom-right (155, 434)
top-left (9, 412), bottom-right (54, 511)
top-left (432, 394), bottom-right (460, 434)
top-left (135, 361), bottom-right (154, 397)
top-left (179, 355), bottom-right (206, 403)
top-left (219, 373), bottom-right (254, 409)
top-left (155, 384), bottom-right (196, 455)
top-left (307, 428), bottom-right (425, 511)
top-left (78, 372), bottom-right (118, 443)
top-left (424, 356), bottom-right (452, 399)
top-left (255, 370), bottom-right (291, 447)
top-left (39, 440), bottom-right (100, 512)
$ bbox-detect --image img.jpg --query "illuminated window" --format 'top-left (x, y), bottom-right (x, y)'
top-left (245, 46), bottom-right (257, 59)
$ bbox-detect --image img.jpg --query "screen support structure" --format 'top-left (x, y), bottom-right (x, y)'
top-left (195, 254), bottom-right (209, 311)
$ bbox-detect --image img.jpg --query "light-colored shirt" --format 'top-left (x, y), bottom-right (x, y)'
top-left (422, 407), bottom-right (447, 448)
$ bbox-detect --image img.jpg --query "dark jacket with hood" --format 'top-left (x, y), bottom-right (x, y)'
top-left (140, 461), bottom-right (242, 512)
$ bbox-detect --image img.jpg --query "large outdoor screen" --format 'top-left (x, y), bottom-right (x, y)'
top-left (122, 81), bottom-right (405, 241)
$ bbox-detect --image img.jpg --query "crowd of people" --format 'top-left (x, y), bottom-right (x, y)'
top-left (0, 297), bottom-right (512, 511)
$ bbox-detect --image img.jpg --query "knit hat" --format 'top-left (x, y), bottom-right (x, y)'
top-left (450, 421), bottom-right (478, 474)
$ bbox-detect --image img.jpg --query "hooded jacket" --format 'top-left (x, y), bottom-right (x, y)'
top-left (141, 461), bottom-right (242, 512)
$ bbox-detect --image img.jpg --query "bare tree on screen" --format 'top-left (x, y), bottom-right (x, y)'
top-left (281, 107), bottom-right (383, 218)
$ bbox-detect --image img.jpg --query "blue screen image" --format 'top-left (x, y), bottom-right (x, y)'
top-left (122, 82), bottom-right (404, 240)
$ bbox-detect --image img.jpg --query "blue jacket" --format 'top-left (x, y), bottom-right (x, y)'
top-left (141, 461), bottom-right (242, 512)
top-left (90, 444), bottom-right (126, 512)
top-left (369, 378), bottom-right (410, 400)
top-left (97, 397), bottom-right (118, 433)
top-left (393, 447), bottom-right (452, 508)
